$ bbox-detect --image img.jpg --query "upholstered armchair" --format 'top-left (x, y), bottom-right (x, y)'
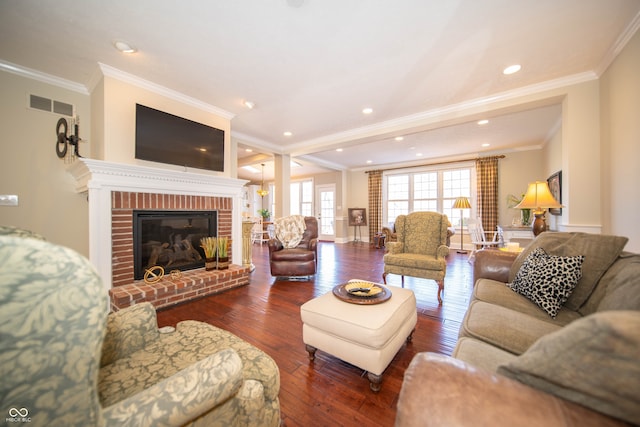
top-left (0, 228), bottom-right (280, 427)
top-left (382, 212), bottom-right (450, 304)
top-left (268, 216), bottom-right (318, 277)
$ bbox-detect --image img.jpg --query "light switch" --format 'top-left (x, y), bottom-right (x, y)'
top-left (0, 195), bottom-right (18, 206)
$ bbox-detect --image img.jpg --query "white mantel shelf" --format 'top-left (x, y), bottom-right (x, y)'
top-left (67, 158), bottom-right (248, 290)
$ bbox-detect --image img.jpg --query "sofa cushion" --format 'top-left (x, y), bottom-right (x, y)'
top-left (452, 336), bottom-right (517, 372)
top-left (473, 279), bottom-right (583, 324)
top-left (508, 248), bottom-right (584, 318)
top-left (459, 300), bottom-right (564, 355)
top-left (508, 233), bottom-right (628, 311)
top-left (498, 311), bottom-right (640, 425)
top-left (594, 252), bottom-right (640, 313)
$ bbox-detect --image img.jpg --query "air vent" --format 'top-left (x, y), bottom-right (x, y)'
top-left (29, 94), bottom-right (73, 116)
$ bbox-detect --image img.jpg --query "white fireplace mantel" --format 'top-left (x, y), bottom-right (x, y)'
top-left (67, 158), bottom-right (247, 289)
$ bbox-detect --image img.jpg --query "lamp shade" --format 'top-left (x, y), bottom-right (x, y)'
top-left (452, 197), bottom-right (471, 209)
top-left (515, 181), bottom-right (562, 213)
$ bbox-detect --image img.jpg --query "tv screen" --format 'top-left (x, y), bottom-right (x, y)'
top-left (135, 104), bottom-right (225, 172)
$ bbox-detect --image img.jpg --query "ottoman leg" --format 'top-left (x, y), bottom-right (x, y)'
top-left (305, 344), bottom-right (317, 361)
top-left (367, 372), bottom-right (382, 392)
top-left (407, 328), bottom-right (415, 342)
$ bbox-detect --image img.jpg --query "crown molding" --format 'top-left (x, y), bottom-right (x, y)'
top-left (0, 60), bottom-right (89, 95)
top-left (95, 63), bottom-right (235, 120)
top-left (596, 10), bottom-right (640, 76)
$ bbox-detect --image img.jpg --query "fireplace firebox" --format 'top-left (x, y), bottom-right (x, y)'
top-left (133, 210), bottom-right (217, 279)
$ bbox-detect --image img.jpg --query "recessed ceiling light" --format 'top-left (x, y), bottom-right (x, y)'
top-left (113, 40), bottom-right (137, 54)
top-left (416, 153), bottom-right (423, 157)
top-left (395, 136), bottom-right (404, 141)
top-left (198, 148), bottom-right (207, 152)
top-left (245, 148), bottom-right (253, 152)
top-left (366, 160), bottom-right (372, 164)
top-left (336, 148), bottom-right (343, 152)
top-left (503, 64), bottom-right (521, 75)
top-left (243, 100), bottom-right (255, 109)
top-left (477, 119), bottom-right (489, 125)
top-left (482, 143), bottom-right (491, 147)
top-left (362, 107), bottom-right (373, 114)
top-left (283, 131), bottom-right (292, 137)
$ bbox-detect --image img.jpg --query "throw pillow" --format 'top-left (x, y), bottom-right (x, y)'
top-left (498, 311), bottom-right (640, 425)
top-left (508, 247), bottom-right (584, 318)
top-left (508, 232), bottom-right (628, 310)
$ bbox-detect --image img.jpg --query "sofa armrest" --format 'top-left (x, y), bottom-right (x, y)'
top-left (473, 249), bottom-right (519, 284)
top-left (396, 353), bottom-right (628, 427)
top-left (101, 303), bottom-right (160, 367)
top-left (103, 348), bottom-right (243, 427)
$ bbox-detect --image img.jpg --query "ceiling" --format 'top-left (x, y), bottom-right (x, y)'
top-left (2, 0), bottom-right (639, 182)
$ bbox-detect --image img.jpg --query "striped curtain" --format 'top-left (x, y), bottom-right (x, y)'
top-left (367, 170), bottom-right (383, 243)
top-left (475, 157), bottom-right (500, 234)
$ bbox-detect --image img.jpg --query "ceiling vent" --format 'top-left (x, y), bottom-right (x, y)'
top-left (29, 94), bottom-right (74, 116)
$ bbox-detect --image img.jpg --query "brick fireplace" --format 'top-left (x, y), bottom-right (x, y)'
top-left (68, 159), bottom-right (249, 311)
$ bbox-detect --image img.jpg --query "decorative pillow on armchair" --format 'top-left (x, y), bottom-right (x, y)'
top-left (508, 247), bottom-right (584, 318)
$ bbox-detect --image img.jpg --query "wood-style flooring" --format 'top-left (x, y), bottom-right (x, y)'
top-left (157, 241), bottom-right (475, 427)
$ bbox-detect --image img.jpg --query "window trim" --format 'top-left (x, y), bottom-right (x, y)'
top-left (382, 161), bottom-right (477, 226)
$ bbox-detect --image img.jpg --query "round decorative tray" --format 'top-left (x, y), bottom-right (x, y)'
top-left (332, 280), bottom-right (392, 305)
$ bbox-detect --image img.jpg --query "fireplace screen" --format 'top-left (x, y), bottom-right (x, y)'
top-left (133, 210), bottom-right (217, 279)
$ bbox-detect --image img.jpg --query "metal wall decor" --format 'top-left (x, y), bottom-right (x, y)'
top-left (55, 117), bottom-right (82, 161)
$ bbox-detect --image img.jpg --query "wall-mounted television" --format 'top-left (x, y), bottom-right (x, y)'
top-left (135, 104), bottom-right (225, 172)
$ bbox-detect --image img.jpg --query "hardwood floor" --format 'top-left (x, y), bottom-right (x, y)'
top-left (156, 242), bottom-right (475, 427)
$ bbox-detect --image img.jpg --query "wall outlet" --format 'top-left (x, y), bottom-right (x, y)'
top-left (0, 195), bottom-right (18, 206)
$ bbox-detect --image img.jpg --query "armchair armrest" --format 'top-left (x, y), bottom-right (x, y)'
top-left (103, 348), bottom-right (243, 427)
top-left (396, 353), bottom-right (627, 427)
top-left (101, 302), bottom-right (160, 367)
top-left (267, 239), bottom-right (283, 254)
top-left (386, 241), bottom-right (403, 254)
top-left (436, 244), bottom-right (449, 259)
top-left (473, 249), bottom-right (519, 284)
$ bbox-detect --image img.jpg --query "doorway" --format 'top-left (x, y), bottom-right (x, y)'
top-left (316, 184), bottom-right (336, 241)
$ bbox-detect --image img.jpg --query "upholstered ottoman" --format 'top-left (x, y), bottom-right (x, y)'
top-left (300, 284), bottom-right (417, 391)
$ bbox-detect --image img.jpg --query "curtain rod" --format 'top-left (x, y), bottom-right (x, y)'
top-left (365, 155), bottom-right (505, 173)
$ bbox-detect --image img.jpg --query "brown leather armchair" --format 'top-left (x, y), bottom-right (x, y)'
top-left (268, 216), bottom-right (318, 277)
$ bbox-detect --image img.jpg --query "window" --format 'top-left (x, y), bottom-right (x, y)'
top-left (291, 180), bottom-right (313, 216)
top-left (384, 164), bottom-right (474, 229)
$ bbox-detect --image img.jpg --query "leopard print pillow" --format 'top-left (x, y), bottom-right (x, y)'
top-left (508, 247), bottom-right (585, 318)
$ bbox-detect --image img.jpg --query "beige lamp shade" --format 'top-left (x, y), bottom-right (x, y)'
top-left (452, 197), bottom-right (471, 209)
top-left (515, 181), bottom-right (562, 214)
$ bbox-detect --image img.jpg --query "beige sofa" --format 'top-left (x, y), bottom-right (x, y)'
top-left (396, 232), bottom-right (640, 426)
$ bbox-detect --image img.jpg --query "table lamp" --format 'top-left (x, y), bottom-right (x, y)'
top-left (515, 181), bottom-right (562, 236)
top-left (452, 197), bottom-right (471, 253)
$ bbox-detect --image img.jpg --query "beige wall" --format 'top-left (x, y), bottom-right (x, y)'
top-left (600, 28), bottom-right (640, 252)
top-left (0, 71), bottom-right (91, 255)
top-left (95, 75), bottom-right (232, 176)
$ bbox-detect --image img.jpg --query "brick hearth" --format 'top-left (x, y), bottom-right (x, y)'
top-left (109, 265), bottom-right (249, 311)
top-left (109, 191), bottom-right (249, 311)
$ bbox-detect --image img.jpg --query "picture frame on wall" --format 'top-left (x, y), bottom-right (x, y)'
top-left (348, 208), bottom-right (367, 226)
top-left (547, 171), bottom-right (562, 216)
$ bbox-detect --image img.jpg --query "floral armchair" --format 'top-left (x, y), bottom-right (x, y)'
top-left (382, 212), bottom-right (450, 304)
top-left (0, 228), bottom-right (280, 427)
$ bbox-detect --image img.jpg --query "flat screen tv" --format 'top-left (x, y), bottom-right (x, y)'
top-left (135, 104), bottom-right (225, 172)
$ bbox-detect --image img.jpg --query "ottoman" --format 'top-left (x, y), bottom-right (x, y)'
top-left (300, 285), bottom-right (417, 391)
